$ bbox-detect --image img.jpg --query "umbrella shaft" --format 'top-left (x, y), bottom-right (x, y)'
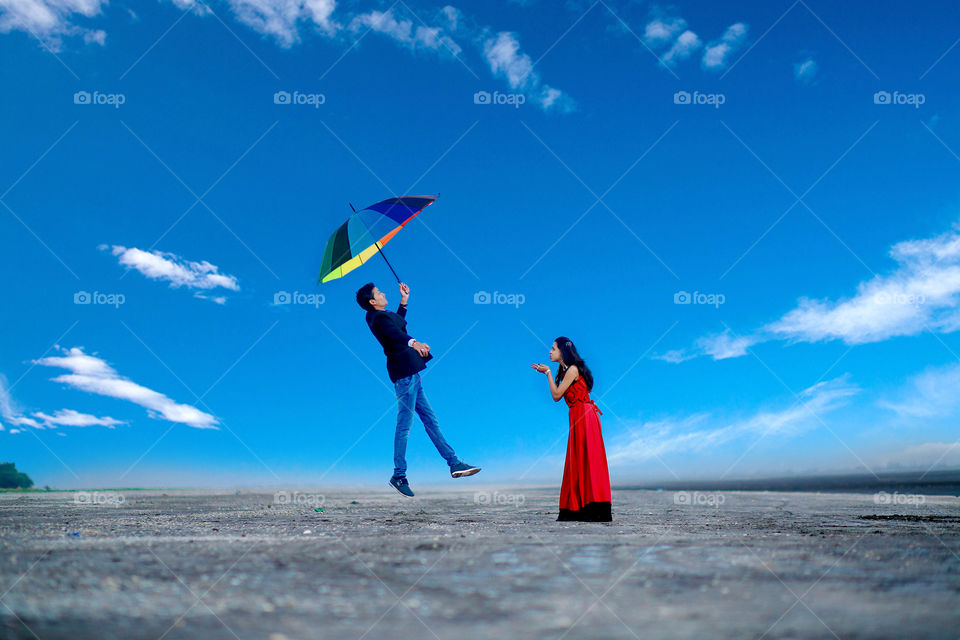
top-left (375, 243), bottom-right (401, 283)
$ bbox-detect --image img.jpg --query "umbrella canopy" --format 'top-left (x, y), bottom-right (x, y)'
top-left (318, 195), bottom-right (436, 283)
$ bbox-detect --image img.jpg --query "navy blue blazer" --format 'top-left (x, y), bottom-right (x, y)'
top-left (365, 303), bottom-right (433, 383)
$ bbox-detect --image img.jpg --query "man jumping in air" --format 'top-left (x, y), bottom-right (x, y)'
top-left (357, 281), bottom-right (481, 497)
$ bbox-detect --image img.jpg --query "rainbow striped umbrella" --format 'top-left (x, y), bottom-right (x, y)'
top-left (318, 195), bottom-right (436, 284)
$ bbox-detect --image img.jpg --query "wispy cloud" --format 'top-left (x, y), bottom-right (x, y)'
top-left (349, 6), bottom-right (461, 56)
top-left (102, 245), bottom-right (239, 304)
top-left (1, 372), bottom-right (121, 433)
top-left (665, 221), bottom-right (960, 361)
top-left (0, 374), bottom-right (41, 430)
top-left (702, 22), bottom-right (747, 71)
top-left (481, 31), bottom-right (573, 111)
top-left (879, 362), bottom-right (960, 419)
top-left (32, 408), bottom-right (125, 428)
top-left (0, 0), bottom-right (108, 51)
top-left (768, 225), bottom-right (960, 343)
top-left (642, 14), bottom-right (686, 48)
top-left (640, 10), bottom-right (747, 73)
top-left (661, 29), bottom-right (701, 67)
top-left (656, 330), bottom-right (756, 363)
top-left (608, 376), bottom-right (858, 466)
top-left (697, 330), bottom-right (756, 360)
top-left (640, 10), bottom-right (699, 68)
top-left (794, 56), bottom-right (817, 83)
top-left (34, 347), bottom-right (218, 429)
top-left (228, 0), bottom-right (338, 46)
top-left (1, 1), bottom-right (571, 112)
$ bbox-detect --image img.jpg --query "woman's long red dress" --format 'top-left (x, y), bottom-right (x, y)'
top-left (558, 376), bottom-right (612, 521)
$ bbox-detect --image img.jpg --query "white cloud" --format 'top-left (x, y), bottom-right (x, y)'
top-left (702, 22), bottom-right (747, 70)
top-left (81, 26), bottom-right (103, 43)
top-left (220, 0), bottom-right (337, 47)
top-left (482, 31), bottom-right (573, 112)
top-left (794, 56), bottom-right (817, 83)
top-left (661, 29), bottom-right (700, 67)
top-left (35, 347), bottom-right (218, 429)
top-left (0, 0), bottom-right (108, 50)
top-left (641, 12), bottom-right (749, 72)
top-left (697, 330), bottom-right (756, 359)
top-left (0, 374), bottom-right (16, 430)
top-left (1, 1), bottom-right (572, 113)
top-left (642, 15), bottom-right (686, 48)
top-left (166, 0), bottom-right (211, 16)
top-left (103, 245), bottom-right (239, 300)
top-left (654, 349), bottom-right (692, 364)
top-left (350, 7), bottom-right (461, 56)
top-left (440, 5), bottom-right (459, 31)
top-left (669, 222), bottom-right (960, 361)
top-left (608, 376), bottom-right (858, 465)
top-left (0, 373), bottom-right (42, 430)
top-left (655, 330), bottom-right (757, 363)
top-left (767, 225), bottom-right (960, 344)
top-left (32, 408), bottom-right (125, 428)
top-left (483, 31), bottom-right (532, 88)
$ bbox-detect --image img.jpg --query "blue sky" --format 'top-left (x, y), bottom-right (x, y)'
top-left (2, 0), bottom-right (959, 489)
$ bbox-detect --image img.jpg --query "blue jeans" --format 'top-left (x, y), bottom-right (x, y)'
top-left (393, 373), bottom-right (460, 478)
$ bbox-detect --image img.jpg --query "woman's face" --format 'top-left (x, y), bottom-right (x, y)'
top-left (549, 342), bottom-right (561, 363)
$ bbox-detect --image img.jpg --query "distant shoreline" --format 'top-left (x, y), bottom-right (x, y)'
top-left (618, 469), bottom-right (960, 495)
top-left (4, 469), bottom-right (960, 495)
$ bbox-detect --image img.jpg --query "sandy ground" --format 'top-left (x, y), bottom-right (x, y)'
top-left (1, 487), bottom-right (958, 640)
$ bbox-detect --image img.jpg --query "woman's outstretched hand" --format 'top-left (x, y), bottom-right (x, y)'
top-left (531, 364), bottom-right (550, 374)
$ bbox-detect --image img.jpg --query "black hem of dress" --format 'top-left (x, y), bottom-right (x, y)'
top-left (557, 502), bottom-right (612, 522)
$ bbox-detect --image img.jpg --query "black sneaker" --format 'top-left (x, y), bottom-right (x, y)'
top-left (450, 462), bottom-right (481, 478)
top-left (389, 476), bottom-right (414, 497)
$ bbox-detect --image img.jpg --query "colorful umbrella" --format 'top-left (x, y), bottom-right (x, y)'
top-left (318, 195), bottom-right (436, 284)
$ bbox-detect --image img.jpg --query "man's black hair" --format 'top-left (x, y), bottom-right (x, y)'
top-left (356, 282), bottom-right (376, 311)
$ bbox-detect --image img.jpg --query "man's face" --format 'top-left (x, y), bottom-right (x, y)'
top-left (370, 286), bottom-right (387, 310)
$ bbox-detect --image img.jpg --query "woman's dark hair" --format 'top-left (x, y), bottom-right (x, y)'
top-left (554, 336), bottom-right (594, 391)
top-left (356, 282), bottom-right (376, 311)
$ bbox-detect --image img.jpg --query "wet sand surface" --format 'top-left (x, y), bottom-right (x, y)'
top-left (1, 487), bottom-right (959, 639)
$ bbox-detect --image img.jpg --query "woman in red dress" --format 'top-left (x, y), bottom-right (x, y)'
top-left (532, 337), bottom-right (612, 522)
